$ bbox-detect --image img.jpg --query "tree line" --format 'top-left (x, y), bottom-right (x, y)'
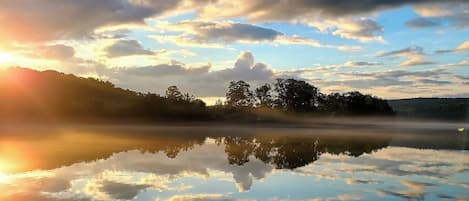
top-left (222, 79), bottom-right (394, 116)
top-left (0, 68), bottom-right (394, 123)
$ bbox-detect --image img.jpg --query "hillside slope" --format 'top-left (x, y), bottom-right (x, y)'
top-left (0, 68), bottom-right (208, 122)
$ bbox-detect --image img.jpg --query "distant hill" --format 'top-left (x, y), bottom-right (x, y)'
top-left (388, 98), bottom-right (469, 121)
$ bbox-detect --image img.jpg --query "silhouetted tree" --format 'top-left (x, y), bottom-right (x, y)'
top-left (321, 93), bottom-right (347, 115)
top-left (226, 80), bottom-right (254, 107)
top-left (166, 86), bottom-right (184, 102)
top-left (274, 78), bottom-right (322, 112)
top-left (343, 91), bottom-right (394, 115)
top-left (255, 83), bottom-right (273, 107)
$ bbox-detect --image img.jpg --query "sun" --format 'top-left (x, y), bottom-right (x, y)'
top-left (0, 172), bottom-right (10, 183)
top-left (0, 52), bottom-right (15, 64)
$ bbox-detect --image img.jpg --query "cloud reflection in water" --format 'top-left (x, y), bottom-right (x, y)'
top-left (0, 135), bottom-right (467, 201)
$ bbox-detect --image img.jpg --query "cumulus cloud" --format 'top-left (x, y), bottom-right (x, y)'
top-left (104, 40), bottom-right (157, 58)
top-left (101, 51), bottom-right (275, 97)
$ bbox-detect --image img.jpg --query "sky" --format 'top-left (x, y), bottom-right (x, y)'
top-left (0, 0), bottom-right (468, 103)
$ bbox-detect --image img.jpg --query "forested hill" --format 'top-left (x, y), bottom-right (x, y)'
top-left (0, 68), bottom-right (208, 122)
top-left (388, 98), bottom-right (469, 121)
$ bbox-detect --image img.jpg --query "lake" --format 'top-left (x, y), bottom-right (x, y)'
top-left (0, 121), bottom-right (468, 201)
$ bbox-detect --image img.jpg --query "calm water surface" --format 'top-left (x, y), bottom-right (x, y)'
top-left (0, 123), bottom-right (468, 201)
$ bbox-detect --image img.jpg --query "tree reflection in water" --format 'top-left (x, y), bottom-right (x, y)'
top-left (215, 135), bottom-right (390, 169)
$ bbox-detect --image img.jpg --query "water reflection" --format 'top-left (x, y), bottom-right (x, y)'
top-left (0, 125), bottom-right (467, 201)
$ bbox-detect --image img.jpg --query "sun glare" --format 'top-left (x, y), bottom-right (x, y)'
top-left (0, 172), bottom-right (9, 183)
top-left (0, 52), bottom-right (15, 65)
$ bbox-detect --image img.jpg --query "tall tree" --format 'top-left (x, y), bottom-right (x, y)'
top-left (322, 93), bottom-right (347, 115)
top-left (166, 86), bottom-right (183, 102)
top-left (274, 78), bottom-right (322, 112)
top-left (255, 83), bottom-right (273, 107)
top-left (226, 80), bottom-right (254, 107)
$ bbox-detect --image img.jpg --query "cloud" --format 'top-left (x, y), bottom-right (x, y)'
top-left (417, 79), bottom-right (452, 85)
top-left (0, 0), bottom-right (169, 42)
top-left (295, 18), bottom-right (385, 43)
top-left (173, 21), bottom-right (281, 43)
top-left (337, 46), bottom-right (364, 52)
top-left (41, 44), bottom-right (76, 60)
top-left (151, 35), bottom-right (228, 49)
top-left (330, 18), bottom-right (384, 43)
top-left (378, 46), bottom-right (424, 57)
top-left (197, 1), bottom-right (465, 43)
top-left (117, 61), bottom-right (211, 77)
top-left (343, 61), bottom-right (381, 67)
top-left (414, 3), bottom-right (469, 28)
top-left (0, 0), bottom-right (466, 45)
top-left (434, 41), bottom-right (469, 54)
top-left (103, 51), bottom-right (275, 97)
top-left (440, 60), bottom-right (469, 67)
top-left (199, 0), bottom-right (466, 21)
top-left (158, 21), bottom-right (348, 49)
top-left (98, 180), bottom-right (152, 200)
top-left (379, 180), bottom-right (435, 200)
top-left (344, 178), bottom-right (381, 184)
top-left (321, 68), bottom-right (454, 89)
top-left (406, 18), bottom-right (440, 28)
top-left (154, 20), bottom-right (368, 51)
top-left (399, 56), bottom-right (436, 66)
top-left (434, 49), bottom-right (454, 54)
top-left (456, 41), bottom-right (469, 51)
top-left (22, 44), bottom-right (76, 61)
top-left (378, 46), bottom-right (435, 67)
top-left (274, 60), bottom-right (381, 78)
top-left (104, 40), bottom-right (157, 58)
top-left (337, 194), bottom-right (365, 201)
top-left (414, 4), bottom-right (455, 17)
top-left (167, 194), bottom-right (231, 201)
top-left (274, 35), bottom-right (323, 47)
